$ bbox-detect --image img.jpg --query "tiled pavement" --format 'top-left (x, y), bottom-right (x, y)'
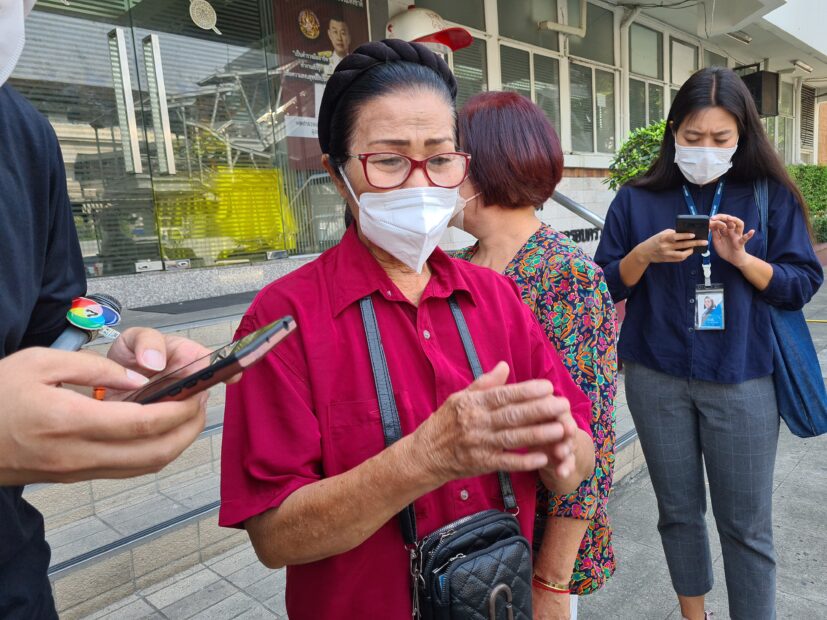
top-left (84, 545), bottom-right (286, 620)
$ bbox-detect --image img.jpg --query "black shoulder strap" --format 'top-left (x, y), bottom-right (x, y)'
top-left (359, 294), bottom-right (518, 545)
top-left (360, 296), bottom-right (418, 545)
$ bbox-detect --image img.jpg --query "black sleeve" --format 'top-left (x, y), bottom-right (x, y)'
top-left (19, 125), bottom-right (87, 349)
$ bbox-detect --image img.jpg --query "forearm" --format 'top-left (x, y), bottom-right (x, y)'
top-left (539, 429), bottom-right (595, 495)
top-left (733, 253), bottom-right (773, 291)
top-left (534, 515), bottom-right (590, 584)
top-left (618, 245), bottom-right (650, 288)
top-left (246, 434), bottom-right (440, 568)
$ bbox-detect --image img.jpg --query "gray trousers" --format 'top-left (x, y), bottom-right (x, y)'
top-left (624, 362), bottom-right (779, 620)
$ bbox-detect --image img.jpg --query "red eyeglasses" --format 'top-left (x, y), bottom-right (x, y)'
top-left (346, 152), bottom-right (471, 189)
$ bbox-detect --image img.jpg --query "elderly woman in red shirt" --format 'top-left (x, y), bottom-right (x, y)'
top-left (219, 40), bottom-right (595, 620)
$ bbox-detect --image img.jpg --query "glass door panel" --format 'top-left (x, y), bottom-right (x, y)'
top-left (10, 1), bottom-right (161, 277)
top-left (127, 0), bottom-right (296, 268)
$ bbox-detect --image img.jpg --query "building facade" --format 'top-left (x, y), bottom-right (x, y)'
top-left (9, 0), bottom-right (827, 305)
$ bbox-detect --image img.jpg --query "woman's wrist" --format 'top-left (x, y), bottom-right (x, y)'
top-left (730, 250), bottom-right (753, 270)
top-left (404, 428), bottom-right (450, 488)
top-left (631, 241), bottom-right (652, 267)
top-left (532, 572), bottom-right (571, 594)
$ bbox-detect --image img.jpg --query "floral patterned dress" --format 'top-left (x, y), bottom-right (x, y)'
top-left (454, 224), bottom-right (618, 595)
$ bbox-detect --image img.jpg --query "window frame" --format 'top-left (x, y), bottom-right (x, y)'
top-left (629, 76), bottom-right (666, 132)
top-left (569, 59), bottom-right (618, 155)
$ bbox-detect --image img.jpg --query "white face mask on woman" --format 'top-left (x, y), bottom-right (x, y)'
top-left (0, 0), bottom-right (36, 87)
top-left (674, 141), bottom-right (738, 186)
top-left (340, 170), bottom-right (457, 273)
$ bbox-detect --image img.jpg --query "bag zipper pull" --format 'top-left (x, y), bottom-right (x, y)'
top-left (409, 543), bottom-right (424, 618)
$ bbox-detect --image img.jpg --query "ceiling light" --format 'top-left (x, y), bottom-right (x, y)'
top-left (793, 59), bottom-right (814, 73)
top-left (725, 30), bottom-right (752, 45)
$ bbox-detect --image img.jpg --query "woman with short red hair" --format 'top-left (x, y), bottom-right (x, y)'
top-left (453, 91), bottom-right (618, 620)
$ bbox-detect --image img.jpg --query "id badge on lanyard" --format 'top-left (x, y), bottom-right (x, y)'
top-left (682, 180), bottom-right (725, 331)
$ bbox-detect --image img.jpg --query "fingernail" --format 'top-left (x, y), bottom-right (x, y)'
top-left (126, 369), bottom-right (150, 385)
top-left (142, 349), bottom-right (166, 371)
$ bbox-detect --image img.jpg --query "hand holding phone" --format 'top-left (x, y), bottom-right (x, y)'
top-left (123, 316), bottom-right (296, 404)
top-left (675, 215), bottom-right (710, 255)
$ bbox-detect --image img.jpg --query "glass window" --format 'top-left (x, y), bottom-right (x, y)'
top-left (671, 87), bottom-right (680, 105)
top-left (595, 69), bottom-right (615, 153)
top-left (704, 49), bottom-right (727, 68)
top-left (776, 117), bottom-right (788, 160)
top-left (416, 0), bottom-right (485, 31)
top-left (568, 2), bottom-right (614, 66)
top-left (500, 45), bottom-right (531, 100)
top-left (454, 38), bottom-right (488, 109)
top-left (629, 78), bottom-right (647, 131)
top-left (784, 117), bottom-right (794, 163)
top-left (648, 82), bottom-right (663, 123)
top-left (764, 116), bottom-right (776, 143)
top-left (570, 63), bottom-right (594, 152)
top-left (671, 38), bottom-right (698, 85)
top-left (534, 54), bottom-right (561, 131)
top-left (630, 79), bottom-right (663, 133)
top-left (498, 0), bottom-right (559, 52)
top-left (630, 23), bottom-right (662, 79)
top-left (780, 82), bottom-right (794, 116)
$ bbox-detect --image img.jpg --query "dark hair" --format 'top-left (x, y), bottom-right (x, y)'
top-left (327, 63), bottom-right (456, 174)
top-left (633, 67), bottom-right (810, 229)
top-left (317, 40), bottom-right (457, 226)
top-left (459, 91), bottom-right (563, 209)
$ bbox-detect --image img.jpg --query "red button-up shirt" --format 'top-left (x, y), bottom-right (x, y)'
top-left (219, 226), bottom-right (592, 619)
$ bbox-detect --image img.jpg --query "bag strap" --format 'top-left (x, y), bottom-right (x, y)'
top-left (359, 295), bottom-right (418, 545)
top-left (359, 293), bottom-right (518, 545)
top-left (754, 178), bottom-right (769, 260)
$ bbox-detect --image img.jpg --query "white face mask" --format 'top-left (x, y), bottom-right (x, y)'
top-left (0, 0), bottom-right (36, 88)
top-left (674, 141), bottom-right (738, 186)
top-left (449, 191), bottom-right (480, 231)
top-left (340, 170), bottom-right (457, 273)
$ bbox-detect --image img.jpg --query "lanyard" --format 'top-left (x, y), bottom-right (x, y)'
top-left (681, 179), bottom-right (725, 286)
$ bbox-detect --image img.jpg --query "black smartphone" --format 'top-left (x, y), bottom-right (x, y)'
top-left (675, 214), bottom-right (710, 255)
top-left (123, 316), bottom-right (297, 404)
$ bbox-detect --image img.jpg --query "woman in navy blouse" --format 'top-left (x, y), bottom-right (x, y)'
top-left (595, 67), bottom-right (822, 620)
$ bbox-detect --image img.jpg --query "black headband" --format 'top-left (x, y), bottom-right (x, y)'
top-left (317, 39), bottom-right (458, 154)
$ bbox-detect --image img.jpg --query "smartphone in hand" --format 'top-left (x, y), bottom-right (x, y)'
top-left (123, 316), bottom-right (296, 404)
top-left (675, 214), bottom-right (710, 255)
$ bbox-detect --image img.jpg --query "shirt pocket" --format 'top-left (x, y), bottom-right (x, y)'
top-left (324, 391), bottom-right (412, 477)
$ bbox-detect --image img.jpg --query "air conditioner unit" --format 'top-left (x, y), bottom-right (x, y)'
top-left (741, 70), bottom-right (779, 117)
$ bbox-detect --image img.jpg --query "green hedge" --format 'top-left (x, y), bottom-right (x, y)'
top-left (788, 165), bottom-right (827, 243)
top-left (787, 165), bottom-right (827, 215)
top-left (606, 120), bottom-right (666, 191)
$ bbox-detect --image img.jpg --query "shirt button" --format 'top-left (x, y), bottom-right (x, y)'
top-left (386, 289), bottom-right (392, 297)
top-left (690, 269), bottom-right (697, 276)
top-left (689, 327), bottom-right (695, 333)
top-left (459, 489), bottom-right (469, 501)
top-left (423, 330), bottom-right (431, 340)
top-left (689, 298), bottom-right (695, 304)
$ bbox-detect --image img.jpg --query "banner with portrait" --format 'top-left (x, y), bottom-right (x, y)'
top-left (273, 0), bottom-right (370, 169)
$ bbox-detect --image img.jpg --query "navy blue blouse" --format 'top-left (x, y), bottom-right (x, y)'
top-left (594, 176), bottom-right (823, 384)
